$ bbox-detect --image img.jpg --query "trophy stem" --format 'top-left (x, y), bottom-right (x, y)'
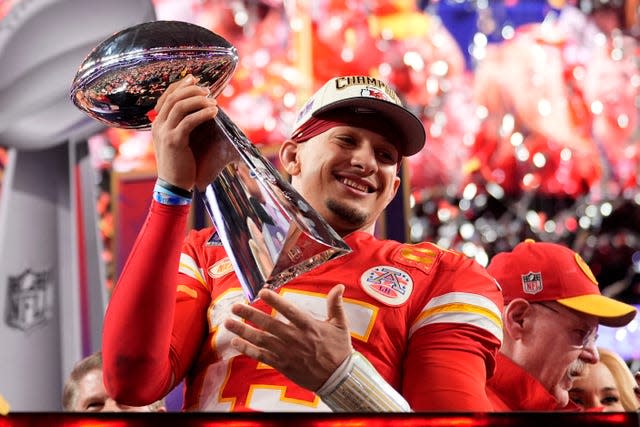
top-left (200, 109), bottom-right (351, 302)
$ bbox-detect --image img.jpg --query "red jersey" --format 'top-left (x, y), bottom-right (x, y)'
top-left (177, 230), bottom-right (503, 410)
top-left (104, 202), bottom-right (503, 411)
top-left (487, 352), bottom-right (580, 411)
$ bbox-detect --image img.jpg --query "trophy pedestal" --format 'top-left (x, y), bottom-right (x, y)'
top-left (0, 141), bottom-right (106, 410)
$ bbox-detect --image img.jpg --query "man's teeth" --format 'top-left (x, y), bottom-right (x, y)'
top-left (341, 178), bottom-right (369, 192)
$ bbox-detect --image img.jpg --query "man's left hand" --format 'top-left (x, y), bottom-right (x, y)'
top-left (224, 284), bottom-right (352, 391)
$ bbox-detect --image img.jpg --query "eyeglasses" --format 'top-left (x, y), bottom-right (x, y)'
top-left (534, 302), bottom-right (599, 350)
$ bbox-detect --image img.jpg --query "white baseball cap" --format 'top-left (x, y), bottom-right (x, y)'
top-left (291, 76), bottom-right (426, 156)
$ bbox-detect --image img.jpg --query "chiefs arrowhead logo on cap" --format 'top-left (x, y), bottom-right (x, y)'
top-left (574, 253), bottom-right (598, 286)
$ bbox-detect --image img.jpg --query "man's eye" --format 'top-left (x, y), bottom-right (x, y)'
top-left (378, 151), bottom-right (397, 164)
top-left (85, 401), bottom-right (105, 411)
top-left (336, 136), bottom-right (356, 145)
top-left (571, 329), bottom-right (591, 346)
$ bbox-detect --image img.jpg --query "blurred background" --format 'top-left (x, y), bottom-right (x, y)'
top-left (0, 0), bottom-right (638, 411)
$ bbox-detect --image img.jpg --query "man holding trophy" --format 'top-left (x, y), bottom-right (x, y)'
top-left (68, 22), bottom-right (503, 411)
top-left (101, 71), bottom-right (504, 412)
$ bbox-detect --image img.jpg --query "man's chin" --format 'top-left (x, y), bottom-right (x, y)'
top-left (553, 376), bottom-right (573, 407)
top-left (326, 199), bottom-right (368, 228)
top-left (552, 383), bottom-right (571, 407)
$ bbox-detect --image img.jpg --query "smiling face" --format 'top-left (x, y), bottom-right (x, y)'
top-left (281, 123), bottom-right (401, 236)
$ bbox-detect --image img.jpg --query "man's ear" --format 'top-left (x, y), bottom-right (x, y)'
top-left (503, 299), bottom-right (532, 340)
top-left (390, 175), bottom-right (401, 198)
top-left (279, 139), bottom-right (301, 177)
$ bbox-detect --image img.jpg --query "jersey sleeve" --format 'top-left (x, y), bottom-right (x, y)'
top-left (102, 201), bottom-right (211, 405)
top-left (396, 243), bottom-right (504, 410)
top-left (167, 228), bottom-right (220, 381)
top-left (403, 323), bottom-right (498, 410)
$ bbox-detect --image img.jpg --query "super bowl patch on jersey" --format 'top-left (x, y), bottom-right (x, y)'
top-left (360, 265), bottom-right (413, 306)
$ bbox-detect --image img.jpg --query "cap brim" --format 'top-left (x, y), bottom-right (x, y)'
top-left (314, 98), bottom-right (426, 156)
top-left (557, 294), bottom-right (637, 327)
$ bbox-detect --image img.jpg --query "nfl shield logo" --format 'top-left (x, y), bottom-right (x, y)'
top-left (5, 269), bottom-right (52, 332)
top-left (521, 271), bottom-right (543, 295)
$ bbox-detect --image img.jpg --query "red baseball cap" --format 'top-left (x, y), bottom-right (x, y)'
top-left (487, 240), bottom-right (637, 327)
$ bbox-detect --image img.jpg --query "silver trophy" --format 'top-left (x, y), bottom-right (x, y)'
top-left (70, 20), bottom-right (351, 301)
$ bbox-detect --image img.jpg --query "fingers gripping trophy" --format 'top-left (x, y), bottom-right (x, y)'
top-left (70, 20), bottom-right (351, 302)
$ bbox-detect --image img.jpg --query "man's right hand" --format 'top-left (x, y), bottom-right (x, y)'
top-left (151, 75), bottom-right (239, 191)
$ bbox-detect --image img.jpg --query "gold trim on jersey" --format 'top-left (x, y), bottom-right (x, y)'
top-left (177, 284), bottom-right (197, 299)
top-left (399, 246), bottom-right (438, 265)
top-left (409, 292), bottom-right (503, 342)
top-left (179, 253), bottom-right (208, 289)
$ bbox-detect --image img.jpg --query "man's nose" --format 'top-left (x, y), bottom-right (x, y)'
top-left (579, 340), bottom-right (599, 364)
top-left (351, 142), bottom-right (377, 172)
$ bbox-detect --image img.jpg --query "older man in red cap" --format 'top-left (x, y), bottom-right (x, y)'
top-left (485, 239), bottom-right (637, 411)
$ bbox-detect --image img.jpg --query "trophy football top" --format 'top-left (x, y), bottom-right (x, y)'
top-left (69, 20), bottom-right (352, 303)
top-left (70, 20), bottom-right (239, 129)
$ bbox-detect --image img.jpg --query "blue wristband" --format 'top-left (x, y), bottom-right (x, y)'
top-left (153, 181), bottom-right (192, 199)
top-left (155, 178), bottom-right (193, 198)
top-left (153, 190), bottom-right (192, 206)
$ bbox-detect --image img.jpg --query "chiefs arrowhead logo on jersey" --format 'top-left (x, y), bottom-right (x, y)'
top-left (208, 257), bottom-right (234, 279)
top-left (360, 265), bottom-right (413, 306)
